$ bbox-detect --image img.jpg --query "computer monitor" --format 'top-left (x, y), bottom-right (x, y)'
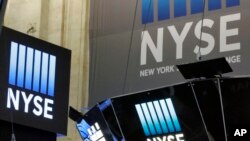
top-left (111, 83), bottom-right (210, 141)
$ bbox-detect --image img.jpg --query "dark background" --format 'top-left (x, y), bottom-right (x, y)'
top-left (0, 120), bottom-right (56, 141)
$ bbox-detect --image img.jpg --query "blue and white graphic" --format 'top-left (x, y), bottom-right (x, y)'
top-left (8, 41), bottom-right (56, 97)
top-left (77, 120), bottom-right (106, 141)
top-left (135, 98), bottom-right (181, 136)
top-left (77, 120), bottom-right (91, 139)
top-left (142, 0), bottom-right (240, 24)
top-left (87, 123), bottom-right (106, 141)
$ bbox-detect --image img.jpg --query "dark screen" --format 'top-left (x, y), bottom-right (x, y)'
top-left (220, 77), bottom-right (250, 139)
top-left (190, 77), bottom-right (250, 141)
top-left (192, 79), bottom-right (226, 141)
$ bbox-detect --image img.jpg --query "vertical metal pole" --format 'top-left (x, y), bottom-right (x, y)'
top-left (189, 81), bottom-right (210, 139)
top-left (216, 78), bottom-right (228, 141)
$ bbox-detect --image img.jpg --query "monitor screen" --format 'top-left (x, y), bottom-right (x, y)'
top-left (220, 77), bottom-right (250, 139)
top-left (111, 83), bottom-right (209, 141)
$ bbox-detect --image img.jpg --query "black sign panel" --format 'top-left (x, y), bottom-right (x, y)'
top-left (0, 27), bottom-right (71, 135)
top-left (111, 83), bottom-right (209, 141)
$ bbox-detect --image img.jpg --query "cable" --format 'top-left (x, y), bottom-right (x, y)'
top-left (10, 111), bottom-right (14, 133)
top-left (189, 82), bottom-right (210, 139)
top-left (129, 0), bottom-right (153, 92)
top-left (90, 0), bottom-right (100, 104)
top-left (197, 0), bottom-right (206, 61)
top-left (122, 0), bottom-right (153, 93)
top-left (122, 0), bottom-right (139, 93)
top-left (217, 78), bottom-right (228, 141)
top-left (11, 133), bottom-right (16, 141)
top-left (10, 110), bottom-right (16, 141)
top-left (141, 0), bottom-right (153, 39)
top-left (2, 27), bottom-right (16, 141)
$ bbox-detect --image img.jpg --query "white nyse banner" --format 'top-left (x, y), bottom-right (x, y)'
top-left (89, 0), bottom-right (248, 106)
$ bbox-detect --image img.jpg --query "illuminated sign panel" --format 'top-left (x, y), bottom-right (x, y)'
top-left (77, 121), bottom-right (106, 141)
top-left (135, 99), bottom-right (181, 136)
top-left (8, 41), bottom-right (56, 96)
top-left (6, 42), bottom-right (57, 119)
top-left (111, 84), bottom-right (209, 140)
top-left (142, 0), bottom-right (240, 24)
top-left (135, 98), bottom-right (184, 141)
top-left (0, 27), bottom-right (71, 135)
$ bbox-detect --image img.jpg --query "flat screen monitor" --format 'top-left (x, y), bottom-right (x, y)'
top-left (111, 83), bottom-right (209, 141)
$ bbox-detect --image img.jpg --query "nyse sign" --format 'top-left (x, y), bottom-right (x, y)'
top-left (146, 134), bottom-right (184, 141)
top-left (88, 0), bottom-right (250, 106)
top-left (7, 88), bottom-right (54, 119)
top-left (135, 98), bottom-right (185, 141)
top-left (141, 13), bottom-right (240, 65)
top-left (141, 0), bottom-right (241, 65)
top-left (6, 42), bottom-right (56, 119)
top-left (0, 27), bottom-right (71, 134)
top-left (142, 0), bottom-right (240, 24)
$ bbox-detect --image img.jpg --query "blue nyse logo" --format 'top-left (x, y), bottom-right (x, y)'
top-left (77, 120), bottom-right (106, 141)
top-left (135, 98), bottom-right (181, 136)
top-left (77, 119), bottom-right (91, 139)
top-left (142, 0), bottom-right (240, 24)
top-left (9, 41), bottom-right (56, 96)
